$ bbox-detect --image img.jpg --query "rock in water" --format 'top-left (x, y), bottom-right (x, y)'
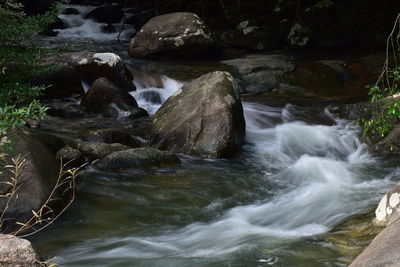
top-left (62, 51), bottom-right (135, 92)
top-left (374, 182), bottom-right (400, 226)
top-left (349, 220), bottom-right (400, 267)
top-left (128, 12), bottom-right (214, 59)
top-left (95, 147), bottom-right (180, 170)
top-left (81, 77), bottom-right (147, 119)
top-left (0, 234), bottom-right (43, 266)
top-left (151, 71), bottom-right (245, 158)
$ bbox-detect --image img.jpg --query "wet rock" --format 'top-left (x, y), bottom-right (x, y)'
top-left (222, 54), bottom-right (295, 93)
top-left (46, 101), bottom-right (88, 118)
top-left (374, 182), bottom-right (400, 226)
top-left (0, 234), bottom-right (43, 266)
top-left (36, 66), bottom-right (84, 99)
top-left (72, 141), bottom-right (130, 160)
top-left (129, 12), bottom-right (214, 59)
top-left (103, 103), bottom-right (149, 120)
top-left (81, 77), bottom-right (146, 119)
top-left (350, 219), bottom-right (400, 267)
top-left (0, 131), bottom-right (60, 231)
top-left (82, 129), bottom-right (146, 147)
top-left (151, 71), bottom-right (245, 158)
top-left (95, 147), bottom-right (180, 170)
top-left (62, 51), bottom-right (135, 91)
top-left (56, 146), bottom-right (84, 166)
top-left (85, 4), bottom-right (124, 24)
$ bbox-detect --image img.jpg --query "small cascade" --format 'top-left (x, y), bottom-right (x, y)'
top-left (55, 4), bottom-right (135, 41)
top-left (130, 71), bottom-right (183, 115)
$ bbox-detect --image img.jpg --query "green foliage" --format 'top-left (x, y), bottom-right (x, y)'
top-left (361, 57), bottom-right (400, 138)
top-left (0, 0), bottom-right (57, 134)
top-left (0, 101), bottom-right (48, 132)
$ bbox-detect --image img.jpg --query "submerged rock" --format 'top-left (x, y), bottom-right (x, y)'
top-left (129, 12), bottom-right (214, 59)
top-left (0, 234), bottom-right (43, 266)
top-left (95, 147), bottom-right (180, 170)
top-left (151, 71), bottom-right (245, 158)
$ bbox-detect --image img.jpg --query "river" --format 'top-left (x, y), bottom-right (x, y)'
top-left (30, 75), bottom-right (399, 266)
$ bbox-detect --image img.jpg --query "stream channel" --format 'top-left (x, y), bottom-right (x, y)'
top-left (30, 3), bottom-right (400, 267)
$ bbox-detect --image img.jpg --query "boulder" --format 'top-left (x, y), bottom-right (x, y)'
top-left (374, 182), bottom-right (400, 226)
top-left (221, 54), bottom-right (295, 94)
top-left (82, 129), bottom-right (146, 147)
top-left (81, 77), bottom-right (147, 119)
top-left (151, 71), bottom-right (245, 158)
top-left (37, 66), bottom-right (84, 99)
top-left (128, 12), bottom-right (214, 59)
top-left (349, 219), bottom-right (400, 267)
top-left (85, 4), bottom-right (124, 24)
top-left (95, 147), bottom-right (180, 170)
top-left (0, 131), bottom-right (60, 231)
top-left (0, 234), bottom-right (42, 266)
top-left (62, 51), bottom-right (135, 91)
top-left (72, 141), bottom-right (130, 160)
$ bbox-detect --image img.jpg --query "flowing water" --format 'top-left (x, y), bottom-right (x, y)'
top-left (31, 76), bottom-right (400, 266)
top-left (56, 4), bottom-right (135, 41)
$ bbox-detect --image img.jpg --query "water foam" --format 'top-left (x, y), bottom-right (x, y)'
top-left (54, 100), bottom-right (394, 264)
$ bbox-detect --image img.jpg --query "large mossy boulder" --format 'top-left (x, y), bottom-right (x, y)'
top-left (128, 12), bottom-right (214, 59)
top-left (151, 71), bottom-right (245, 158)
top-left (0, 131), bottom-right (60, 231)
top-left (62, 51), bottom-right (135, 91)
top-left (95, 147), bottom-right (180, 170)
top-left (0, 234), bottom-right (43, 266)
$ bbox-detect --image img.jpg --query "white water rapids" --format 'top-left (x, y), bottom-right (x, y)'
top-left (50, 75), bottom-right (396, 266)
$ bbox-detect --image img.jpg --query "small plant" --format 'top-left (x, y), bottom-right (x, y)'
top-left (360, 13), bottom-right (400, 138)
top-left (0, 151), bottom-right (84, 237)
